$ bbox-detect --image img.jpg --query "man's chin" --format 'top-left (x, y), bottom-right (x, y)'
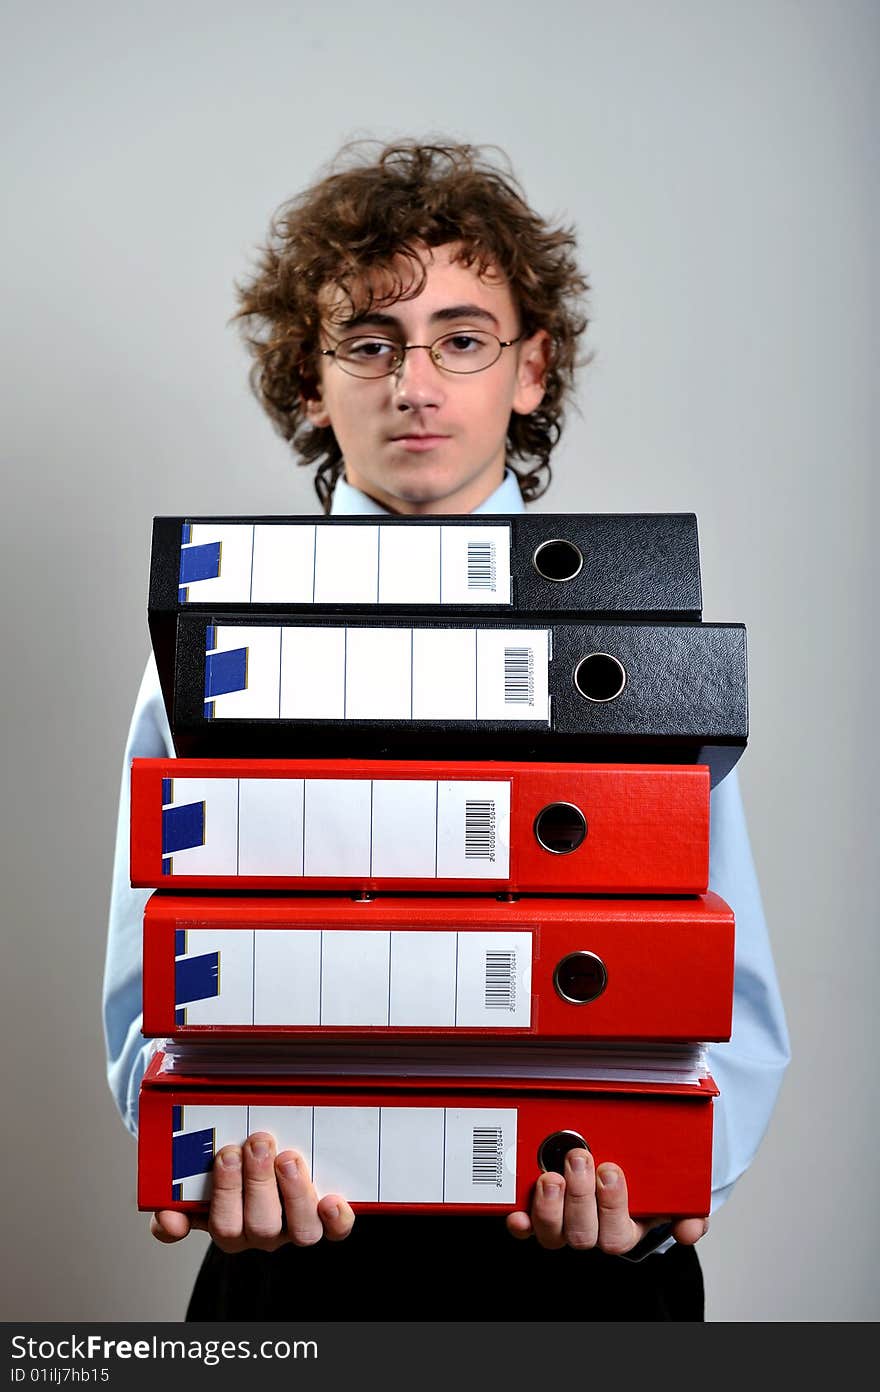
top-left (387, 480), bottom-right (458, 506)
top-left (343, 452), bottom-right (505, 514)
top-left (357, 465), bottom-right (477, 510)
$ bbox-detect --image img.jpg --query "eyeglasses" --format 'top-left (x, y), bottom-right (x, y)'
top-left (319, 329), bottom-right (523, 379)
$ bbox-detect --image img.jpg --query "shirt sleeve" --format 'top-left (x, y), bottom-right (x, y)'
top-left (102, 653), bottom-right (175, 1137)
top-left (630, 767), bottom-right (790, 1260)
top-left (704, 766), bottom-right (791, 1212)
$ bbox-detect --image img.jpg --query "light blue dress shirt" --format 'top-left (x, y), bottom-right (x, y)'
top-left (102, 470), bottom-right (790, 1238)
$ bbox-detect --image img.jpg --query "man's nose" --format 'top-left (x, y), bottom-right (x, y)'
top-left (392, 345), bottom-right (446, 410)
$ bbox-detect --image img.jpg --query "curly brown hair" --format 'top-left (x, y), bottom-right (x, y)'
top-left (234, 140), bottom-right (590, 512)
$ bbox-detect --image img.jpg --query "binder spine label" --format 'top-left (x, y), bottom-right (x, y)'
top-left (171, 1104), bottom-right (517, 1204)
top-left (202, 624), bottom-right (550, 723)
top-left (178, 522), bottom-right (512, 605)
top-left (160, 777), bottom-right (511, 879)
top-left (172, 928), bottom-right (533, 1028)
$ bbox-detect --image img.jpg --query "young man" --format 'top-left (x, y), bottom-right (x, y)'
top-left (103, 141), bottom-right (790, 1321)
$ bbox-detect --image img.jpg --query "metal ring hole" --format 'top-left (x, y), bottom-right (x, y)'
top-left (573, 652), bottom-right (627, 702)
top-left (532, 539), bottom-right (584, 583)
top-left (553, 951), bottom-right (608, 1004)
top-left (534, 802), bottom-right (587, 855)
top-left (538, 1131), bottom-right (591, 1174)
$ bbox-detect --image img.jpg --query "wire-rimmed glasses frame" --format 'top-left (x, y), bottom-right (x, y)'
top-left (319, 328), bottom-right (524, 379)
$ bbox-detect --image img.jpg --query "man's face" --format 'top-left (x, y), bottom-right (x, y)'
top-left (305, 243), bottom-right (548, 514)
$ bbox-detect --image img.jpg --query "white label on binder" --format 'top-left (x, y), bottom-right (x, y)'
top-left (164, 777), bottom-right (510, 881)
top-left (378, 526), bottom-right (441, 603)
top-left (370, 780), bottom-right (438, 878)
top-left (175, 1105), bottom-right (247, 1201)
top-left (444, 1109), bottom-right (517, 1204)
top-left (163, 777), bottom-right (239, 876)
top-left (211, 623), bottom-right (546, 722)
top-left (170, 928), bottom-right (532, 1028)
top-left (173, 1105), bottom-right (517, 1204)
top-left (389, 932), bottom-right (458, 1026)
top-left (247, 1105), bottom-right (314, 1169)
top-left (441, 525), bottom-right (511, 603)
top-left (208, 626), bottom-right (281, 720)
top-left (436, 781), bottom-right (511, 879)
top-left (181, 522), bottom-right (510, 604)
top-left (251, 524), bottom-right (315, 603)
top-left (455, 933), bottom-right (532, 1028)
top-left (180, 930), bottom-right (254, 1026)
top-left (254, 931), bottom-right (321, 1025)
top-left (314, 526), bottom-right (379, 604)
top-left (379, 1109), bottom-right (446, 1202)
top-left (238, 778), bottom-right (304, 876)
top-left (321, 931), bottom-right (391, 1026)
top-left (279, 626), bottom-right (346, 720)
top-left (313, 1107), bottom-right (380, 1202)
top-left (344, 627), bottom-right (412, 719)
top-left (181, 524), bottom-right (254, 602)
top-left (303, 778), bottom-right (373, 877)
top-left (411, 629), bottom-right (477, 719)
top-left (476, 629), bottom-right (550, 721)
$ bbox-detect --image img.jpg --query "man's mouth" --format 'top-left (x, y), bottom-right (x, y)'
top-left (389, 432), bottom-right (451, 451)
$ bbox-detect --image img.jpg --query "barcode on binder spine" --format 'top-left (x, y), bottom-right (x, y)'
top-left (503, 647), bottom-right (534, 706)
top-left (472, 1127), bottom-right (505, 1187)
top-left (465, 800), bottom-right (496, 861)
top-left (484, 950), bottom-right (517, 1011)
top-left (467, 541), bottom-right (496, 591)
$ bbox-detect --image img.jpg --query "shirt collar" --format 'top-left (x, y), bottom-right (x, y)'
top-left (330, 469), bottom-right (526, 517)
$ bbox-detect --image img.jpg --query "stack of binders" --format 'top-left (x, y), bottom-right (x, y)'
top-left (133, 514), bottom-right (744, 1219)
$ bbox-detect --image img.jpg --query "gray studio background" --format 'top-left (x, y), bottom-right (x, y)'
top-left (2, 0), bottom-right (876, 1322)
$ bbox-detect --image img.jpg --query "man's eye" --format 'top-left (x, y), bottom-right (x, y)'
top-left (442, 332), bottom-right (488, 353)
top-left (346, 339), bottom-right (396, 358)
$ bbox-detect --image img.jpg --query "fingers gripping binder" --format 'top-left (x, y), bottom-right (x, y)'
top-left (142, 892), bottom-right (735, 1042)
top-left (138, 1052), bottom-right (719, 1218)
top-left (130, 758), bottom-right (711, 894)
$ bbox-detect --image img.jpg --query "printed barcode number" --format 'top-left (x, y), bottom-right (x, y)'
top-left (484, 950), bottom-right (517, 1011)
top-left (503, 646), bottom-right (534, 705)
top-left (465, 799), bottom-right (496, 862)
top-left (467, 540), bottom-right (496, 591)
top-left (472, 1127), bottom-right (505, 1187)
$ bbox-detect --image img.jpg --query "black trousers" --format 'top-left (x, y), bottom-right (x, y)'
top-left (186, 1217), bottom-right (704, 1322)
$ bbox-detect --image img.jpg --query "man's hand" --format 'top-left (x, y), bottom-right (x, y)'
top-left (150, 1132), bottom-right (355, 1252)
top-left (505, 1150), bottom-right (708, 1254)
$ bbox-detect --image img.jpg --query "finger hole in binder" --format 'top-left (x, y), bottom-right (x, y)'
top-left (531, 538), bottom-right (584, 583)
top-left (573, 652), bottom-right (627, 702)
top-left (538, 1131), bottom-right (591, 1175)
top-left (533, 802), bottom-right (588, 854)
top-left (553, 951), bottom-right (608, 1005)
